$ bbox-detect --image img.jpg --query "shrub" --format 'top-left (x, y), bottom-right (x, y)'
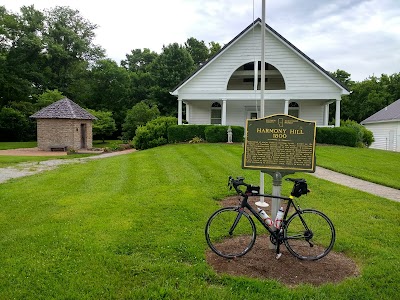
top-left (122, 101), bottom-right (160, 140)
top-left (341, 119), bottom-right (374, 147)
top-left (87, 109), bottom-right (117, 142)
top-left (205, 126), bottom-right (244, 143)
top-left (0, 107), bottom-right (32, 141)
top-left (316, 127), bottom-right (357, 147)
top-left (168, 125), bottom-right (208, 143)
top-left (133, 116), bottom-right (177, 150)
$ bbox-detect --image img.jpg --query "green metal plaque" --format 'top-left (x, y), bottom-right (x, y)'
top-left (242, 114), bottom-right (316, 172)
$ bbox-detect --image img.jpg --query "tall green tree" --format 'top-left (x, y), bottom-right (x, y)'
top-left (0, 5), bottom-right (46, 105)
top-left (0, 107), bottom-right (31, 141)
top-left (87, 59), bottom-right (132, 128)
top-left (208, 41), bottom-right (222, 58)
top-left (35, 89), bottom-right (64, 109)
top-left (330, 69), bottom-right (354, 89)
top-left (122, 101), bottom-right (160, 140)
top-left (87, 109), bottom-right (116, 142)
top-left (43, 6), bottom-right (105, 94)
top-left (185, 37), bottom-right (209, 66)
top-left (149, 43), bottom-right (195, 115)
top-left (340, 73), bottom-right (399, 122)
top-left (121, 48), bottom-right (158, 73)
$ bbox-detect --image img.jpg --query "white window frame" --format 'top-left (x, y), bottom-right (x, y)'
top-left (211, 102), bottom-right (222, 125)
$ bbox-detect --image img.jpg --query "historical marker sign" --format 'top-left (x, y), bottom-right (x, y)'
top-left (243, 114), bottom-right (316, 172)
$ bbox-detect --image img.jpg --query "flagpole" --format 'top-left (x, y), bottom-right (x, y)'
top-left (256, 0), bottom-right (268, 208)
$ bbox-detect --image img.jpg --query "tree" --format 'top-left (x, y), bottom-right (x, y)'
top-left (43, 6), bottom-right (105, 93)
top-left (121, 48), bottom-right (158, 73)
top-left (87, 59), bottom-right (132, 128)
top-left (0, 5), bottom-right (47, 105)
top-left (122, 101), bottom-right (160, 140)
top-left (87, 109), bottom-right (116, 142)
top-left (185, 37), bottom-right (209, 66)
top-left (35, 89), bottom-right (64, 109)
top-left (0, 107), bottom-right (31, 141)
top-left (208, 41), bottom-right (222, 58)
top-left (330, 69), bottom-right (354, 89)
top-left (149, 43), bottom-right (195, 115)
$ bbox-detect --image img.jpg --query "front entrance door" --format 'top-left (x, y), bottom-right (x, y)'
top-left (80, 123), bottom-right (87, 149)
top-left (247, 111), bottom-right (258, 120)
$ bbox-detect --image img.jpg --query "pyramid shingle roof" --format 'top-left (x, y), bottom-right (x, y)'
top-left (361, 99), bottom-right (400, 124)
top-left (30, 98), bottom-right (96, 120)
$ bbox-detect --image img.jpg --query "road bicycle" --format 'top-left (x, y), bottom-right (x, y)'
top-left (205, 176), bottom-right (335, 260)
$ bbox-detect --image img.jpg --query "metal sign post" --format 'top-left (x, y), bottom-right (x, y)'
top-left (242, 114), bottom-right (316, 217)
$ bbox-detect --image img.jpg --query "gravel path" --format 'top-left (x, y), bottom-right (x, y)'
top-left (0, 149), bottom-right (136, 184)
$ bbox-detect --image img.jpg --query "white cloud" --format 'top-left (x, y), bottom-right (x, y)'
top-left (1, 0), bottom-right (399, 81)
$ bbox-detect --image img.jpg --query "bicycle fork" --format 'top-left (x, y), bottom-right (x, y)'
top-left (229, 208), bottom-right (244, 236)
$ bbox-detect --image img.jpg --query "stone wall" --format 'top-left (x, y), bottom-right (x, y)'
top-left (36, 119), bottom-right (93, 151)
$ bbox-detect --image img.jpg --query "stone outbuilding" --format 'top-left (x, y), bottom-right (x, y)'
top-left (30, 98), bottom-right (96, 151)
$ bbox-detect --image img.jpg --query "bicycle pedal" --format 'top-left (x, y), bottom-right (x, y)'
top-left (275, 253), bottom-right (282, 260)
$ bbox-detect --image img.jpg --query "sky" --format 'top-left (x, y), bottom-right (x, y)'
top-left (2, 0), bottom-right (399, 82)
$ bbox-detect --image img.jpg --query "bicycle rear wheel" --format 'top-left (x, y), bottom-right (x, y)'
top-left (284, 209), bottom-right (335, 260)
top-left (205, 207), bottom-right (256, 258)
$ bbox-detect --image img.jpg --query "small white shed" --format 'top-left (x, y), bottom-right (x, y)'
top-left (361, 99), bottom-right (400, 151)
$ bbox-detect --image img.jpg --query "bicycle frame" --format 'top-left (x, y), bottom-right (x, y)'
top-left (235, 192), bottom-right (304, 256)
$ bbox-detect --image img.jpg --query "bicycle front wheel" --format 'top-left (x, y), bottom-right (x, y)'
top-left (284, 209), bottom-right (335, 260)
top-left (205, 206), bottom-right (256, 258)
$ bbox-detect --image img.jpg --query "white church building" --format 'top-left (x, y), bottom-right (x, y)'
top-left (171, 18), bottom-right (350, 127)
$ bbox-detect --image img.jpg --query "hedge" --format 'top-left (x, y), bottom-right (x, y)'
top-left (168, 125), bottom-right (208, 143)
top-left (316, 127), bottom-right (358, 147)
top-left (204, 126), bottom-right (244, 143)
top-left (167, 125), bottom-right (244, 143)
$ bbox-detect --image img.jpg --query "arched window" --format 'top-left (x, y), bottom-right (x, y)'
top-left (227, 62), bottom-right (285, 90)
top-left (211, 102), bottom-right (222, 124)
top-left (288, 102), bottom-right (299, 118)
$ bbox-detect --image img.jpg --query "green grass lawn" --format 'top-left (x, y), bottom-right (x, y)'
top-left (0, 143), bottom-right (399, 299)
top-left (0, 141), bottom-right (37, 150)
top-left (316, 145), bottom-right (400, 189)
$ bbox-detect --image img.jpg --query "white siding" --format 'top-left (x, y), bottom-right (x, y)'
top-left (177, 24), bottom-right (342, 98)
top-left (188, 100), bottom-right (325, 128)
top-left (364, 122), bottom-right (400, 151)
top-left (188, 101), bottom-right (211, 125)
top-left (298, 101), bottom-right (325, 126)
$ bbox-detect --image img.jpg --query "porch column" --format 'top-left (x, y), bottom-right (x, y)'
top-left (222, 99), bottom-right (227, 125)
top-left (335, 99), bottom-right (341, 127)
top-left (185, 102), bottom-right (190, 123)
top-left (284, 99), bottom-right (290, 114)
top-left (178, 98), bottom-right (183, 125)
top-left (324, 103), bottom-right (330, 126)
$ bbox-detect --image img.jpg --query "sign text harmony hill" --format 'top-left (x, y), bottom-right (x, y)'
top-left (243, 114), bottom-right (316, 172)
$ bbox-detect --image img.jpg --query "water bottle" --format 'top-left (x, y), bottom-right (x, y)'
top-left (258, 208), bottom-right (273, 227)
top-left (274, 207), bottom-right (285, 229)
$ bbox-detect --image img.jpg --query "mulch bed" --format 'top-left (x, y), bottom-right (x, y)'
top-left (205, 196), bottom-right (360, 287)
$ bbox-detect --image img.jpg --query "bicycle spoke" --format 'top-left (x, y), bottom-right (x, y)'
top-left (205, 207), bottom-right (256, 258)
top-left (284, 209), bottom-right (335, 260)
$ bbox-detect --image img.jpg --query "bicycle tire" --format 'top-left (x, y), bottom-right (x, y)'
top-left (284, 209), bottom-right (335, 260)
top-left (205, 206), bottom-right (256, 258)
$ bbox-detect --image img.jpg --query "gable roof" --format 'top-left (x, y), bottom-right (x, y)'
top-left (30, 97), bottom-right (96, 120)
top-left (361, 99), bottom-right (400, 124)
top-left (171, 18), bottom-right (350, 94)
